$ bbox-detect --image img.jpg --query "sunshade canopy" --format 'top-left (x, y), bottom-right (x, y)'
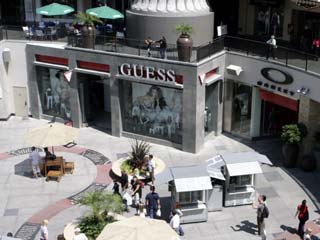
top-left (86, 6), bottom-right (124, 19)
top-left (171, 165), bottom-right (213, 192)
top-left (36, 3), bottom-right (74, 16)
top-left (24, 123), bottom-right (78, 148)
top-left (96, 216), bottom-right (179, 240)
top-left (226, 161), bottom-right (262, 176)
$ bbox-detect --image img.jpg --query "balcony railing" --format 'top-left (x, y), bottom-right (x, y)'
top-left (1, 25), bottom-right (319, 75)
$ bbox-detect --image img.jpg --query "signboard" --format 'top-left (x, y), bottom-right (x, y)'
top-left (217, 25), bottom-right (228, 37)
top-left (261, 68), bottom-right (293, 85)
top-left (119, 63), bottom-right (176, 84)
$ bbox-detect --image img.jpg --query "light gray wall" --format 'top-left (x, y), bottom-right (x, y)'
top-left (225, 52), bottom-right (320, 103)
top-left (126, 11), bottom-right (214, 46)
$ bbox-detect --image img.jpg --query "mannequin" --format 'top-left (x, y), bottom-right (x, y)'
top-left (271, 12), bottom-right (280, 36)
top-left (264, 9), bottom-right (270, 35)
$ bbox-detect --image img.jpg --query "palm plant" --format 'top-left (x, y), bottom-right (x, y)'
top-left (128, 139), bottom-right (151, 169)
top-left (175, 23), bottom-right (193, 36)
top-left (75, 12), bottom-right (102, 26)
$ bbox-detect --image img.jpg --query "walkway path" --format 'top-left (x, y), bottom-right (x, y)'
top-left (0, 117), bottom-right (319, 240)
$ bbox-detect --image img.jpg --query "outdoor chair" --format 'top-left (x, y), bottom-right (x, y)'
top-left (22, 26), bottom-right (33, 40)
top-left (35, 30), bottom-right (45, 40)
top-left (46, 170), bottom-right (62, 182)
top-left (47, 28), bottom-right (57, 41)
top-left (64, 161), bottom-right (74, 174)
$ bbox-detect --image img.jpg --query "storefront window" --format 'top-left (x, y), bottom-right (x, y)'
top-left (230, 175), bottom-right (252, 187)
top-left (37, 67), bottom-right (72, 121)
top-left (120, 81), bottom-right (183, 144)
top-left (179, 191), bottom-right (203, 204)
top-left (231, 83), bottom-right (252, 136)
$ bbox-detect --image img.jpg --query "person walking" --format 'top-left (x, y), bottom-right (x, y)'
top-left (40, 219), bottom-right (49, 240)
top-left (266, 35), bottom-right (277, 60)
top-left (170, 209), bottom-right (184, 236)
top-left (29, 146), bottom-right (41, 178)
top-left (131, 176), bottom-right (142, 214)
top-left (145, 185), bottom-right (160, 219)
top-left (147, 154), bottom-right (155, 185)
top-left (120, 170), bottom-right (129, 191)
top-left (295, 199), bottom-right (309, 238)
top-left (253, 195), bottom-right (268, 240)
top-left (73, 228), bottom-right (88, 240)
top-left (145, 37), bottom-right (154, 57)
top-left (157, 36), bottom-right (167, 59)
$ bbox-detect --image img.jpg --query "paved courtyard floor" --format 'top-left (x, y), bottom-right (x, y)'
top-left (0, 117), bottom-right (319, 240)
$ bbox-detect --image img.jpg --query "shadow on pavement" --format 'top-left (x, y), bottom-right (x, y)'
top-left (14, 158), bottom-right (33, 178)
top-left (230, 220), bottom-right (257, 235)
top-left (280, 224), bottom-right (297, 234)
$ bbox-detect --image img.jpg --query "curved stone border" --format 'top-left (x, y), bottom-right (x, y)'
top-left (111, 156), bottom-right (166, 178)
top-left (0, 146), bottom-right (113, 240)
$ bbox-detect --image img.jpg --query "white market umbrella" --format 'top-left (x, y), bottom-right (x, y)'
top-left (24, 123), bottom-right (78, 152)
top-left (96, 216), bottom-right (180, 240)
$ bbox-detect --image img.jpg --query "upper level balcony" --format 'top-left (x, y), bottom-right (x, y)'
top-left (1, 25), bottom-right (319, 76)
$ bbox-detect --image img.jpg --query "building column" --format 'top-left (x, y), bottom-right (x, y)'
top-left (68, 56), bottom-right (82, 128)
top-left (223, 79), bottom-right (233, 132)
top-left (109, 64), bottom-right (121, 137)
top-left (298, 96), bottom-right (320, 155)
top-left (250, 87), bottom-right (261, 138)
top-left (182, 67), bottom-right (204, 153)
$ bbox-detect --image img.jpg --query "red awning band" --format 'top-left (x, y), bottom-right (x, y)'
top-left (259, 89), bottom-right (298, 111)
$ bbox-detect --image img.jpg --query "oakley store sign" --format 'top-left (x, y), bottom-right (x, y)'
top-left (257, 68), bottom-right (295, 97)
top-left (119, 63), bottom-right (182, 85)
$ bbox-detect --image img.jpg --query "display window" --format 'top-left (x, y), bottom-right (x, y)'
top-left (231, 83), bottom-right (252, 136)
top-left (230, 175), bottom-right (253, 188)
top-left (37, 67), bottom-right (72, 121)
top-left (254, 6), bottom-right (284, 37)
top-left (179, 191), bottom-right (203, 204)
top-left (120, 81), bottom-right (183, 144)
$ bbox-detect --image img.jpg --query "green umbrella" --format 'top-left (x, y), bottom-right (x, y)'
top-left (86, 6), bottom-right (124, 19)
top-left (36, 3), bottom-right (74, 16)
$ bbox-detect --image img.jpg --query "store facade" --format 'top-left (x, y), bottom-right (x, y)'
top-left (26, 44), bottom-right (224, 153)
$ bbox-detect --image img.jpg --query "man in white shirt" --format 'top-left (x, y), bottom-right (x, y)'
top-left (29, 146), bottom-right (41, 178)
top-left (73, 228), bottom-right (88, 240)
top-left (266, 35), bottom-right (277, 60)
top-left (170, 210), bottom-right (184, 236)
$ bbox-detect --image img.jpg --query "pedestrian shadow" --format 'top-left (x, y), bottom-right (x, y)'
top-left (230, 220), bottom-right (257, 235)
top-left (280, 224), bottom-right (297, 234)
top-left (14, 158), bottom-right (33, 178)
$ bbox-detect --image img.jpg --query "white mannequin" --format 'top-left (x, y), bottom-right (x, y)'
top-left (264, 10), bottom-right (270, 35)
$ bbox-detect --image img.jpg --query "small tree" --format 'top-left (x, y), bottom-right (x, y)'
top-left (175, 23), bottom-right (193, 36)
top-left (75, 12), bottom-right (102, 26)
top-left (78, 191), bottom-right (123, 239)
top-left (281, 124), bottom-right (301, 144)
top-left (128, 139), bottom-right (151, 170)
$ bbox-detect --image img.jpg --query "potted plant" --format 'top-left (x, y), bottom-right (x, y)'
top-left (281, 124), bottom-right (301, 168)
top-left (120, 139), bottom-right (151, 176)
top-left (78, 191), bottom-right (122, 239)
top-left (175, 23), bottom-right (193, 62)
top-left (75, 12), bottom-right (102, 49)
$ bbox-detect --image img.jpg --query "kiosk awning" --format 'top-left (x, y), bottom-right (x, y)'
top-left (174, 176), bottom-right (213, 192)
top-left (226, 161), bottom-right (262, 176)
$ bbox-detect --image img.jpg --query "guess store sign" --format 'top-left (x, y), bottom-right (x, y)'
top-left (119, 63), bottom-right (183, 85)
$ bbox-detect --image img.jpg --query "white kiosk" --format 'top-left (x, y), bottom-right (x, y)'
top-left (169, 165), bottom-right (213, 223)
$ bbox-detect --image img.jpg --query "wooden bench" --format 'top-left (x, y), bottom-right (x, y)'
top-left (46, 170), bottom-right (62, 182)
top-left (64, 162), bottom-right (74, 174)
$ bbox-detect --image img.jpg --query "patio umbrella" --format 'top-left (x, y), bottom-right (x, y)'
top-left (86, 6), bottom-right (124, 19)
top-left (24, 123), bottom-right (78, 152)
top-left (36, 3), bottom-right (74, 16)
top-left (96, 216), bottom-right (180, 240)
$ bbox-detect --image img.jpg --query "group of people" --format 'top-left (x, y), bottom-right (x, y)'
top-left (145, 36), bottom-right (167, 59)
top-left (253, 195), bottom-right (313, 240)
top-left (29, 146), bottom-right (55, 179)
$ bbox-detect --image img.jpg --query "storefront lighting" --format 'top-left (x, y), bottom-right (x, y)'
top-left (292, 0), bottom-right (320, 9)
top-left (297, 87), bottom-right (309, 95)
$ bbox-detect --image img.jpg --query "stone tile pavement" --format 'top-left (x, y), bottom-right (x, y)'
top-left (0, 117), bottom-right (319, 240)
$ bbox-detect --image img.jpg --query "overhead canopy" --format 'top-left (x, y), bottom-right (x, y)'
top-left (207, 167), bottom-right (225, 181)
top-left (86, 6), bottom-right (124, 19)
top-left (171, 165), bottom-right (212, 192)
top-left (226, 64), bottom-right (243, 76)
top-left (220, 151), bottom-right (273, 166)
top-left (226, 161), bottom-right (262, 176)
top-left (36, 3), bottom-right (74, 16)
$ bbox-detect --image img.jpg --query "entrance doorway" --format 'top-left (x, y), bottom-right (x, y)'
top-left (260, 100), bottom-right (298, 137)
top-left (78, 74), bottom-right (111, 132)
top-left (13, 86), bottom-right (28, 118)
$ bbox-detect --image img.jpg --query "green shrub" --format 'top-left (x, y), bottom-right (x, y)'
top-left (77, 191), bottom-right (123, 239)
top-left (175, 23), bottom-right (193, 35)
top-left (281, 124), bottom-right (301, 144)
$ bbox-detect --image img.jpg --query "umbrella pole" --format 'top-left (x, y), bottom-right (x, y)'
top-left (52, 146), bottom-right (54, 155)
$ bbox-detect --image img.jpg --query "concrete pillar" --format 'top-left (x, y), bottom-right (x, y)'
top-left (223, 79), bottom-right (233, 132)
top-left (298, 96), bottom-right (320, 155)
top-left (182, 67), bottom-right (203, 153)
top-left (109, 64), bottom-right (121, 137)
top-left (250, 87), bottom-right (261, 138)
top-left (68, 56), bottom-right (82, 128)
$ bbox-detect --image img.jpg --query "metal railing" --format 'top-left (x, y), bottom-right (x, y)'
top-left (1, 25), bottom-right (319, 74)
